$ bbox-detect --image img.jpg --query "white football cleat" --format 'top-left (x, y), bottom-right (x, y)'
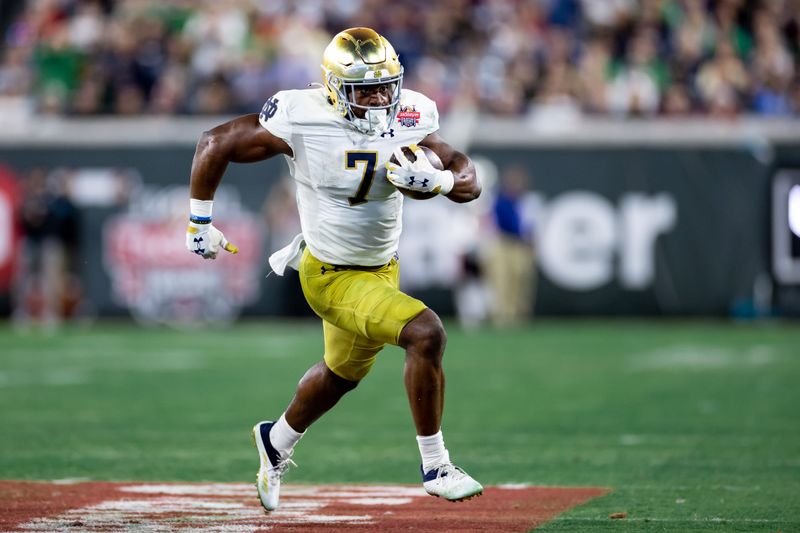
top-left (422, 463), bottom-right (483, 501)
top-left (252, 421), bottom-right (296, 512)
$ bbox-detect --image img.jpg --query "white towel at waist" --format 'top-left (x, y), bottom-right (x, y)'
top-left (268, 233), bottom-right (305, 276)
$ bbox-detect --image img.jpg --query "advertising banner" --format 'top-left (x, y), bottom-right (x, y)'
top-left (0, 142), bottom-right (793, 317)
top-left (0, 165), bottom-right (20, 294)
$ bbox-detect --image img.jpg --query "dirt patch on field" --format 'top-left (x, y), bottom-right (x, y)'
top-left (0, 481), bottom-right (607, 532)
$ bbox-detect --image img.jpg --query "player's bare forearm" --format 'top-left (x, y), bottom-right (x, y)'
top-left (190, 135), bottom-right (230, 200)
top-left (420, 133), bottom-right (481, 203)
top-left (190, 114), bottom-right (292, 200)
top-left (443, 151), bottom-right (480, 203)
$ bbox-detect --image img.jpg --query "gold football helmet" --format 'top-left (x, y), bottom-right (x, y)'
top-left (321, 27), bottom-right (403, 134)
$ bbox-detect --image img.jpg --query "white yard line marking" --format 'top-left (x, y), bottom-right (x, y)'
top-left (345, 498), bottom-right (413, 505)
top-left (13, 484), bottom-right (428, 532)
top-left (0, 369), bottom-right (90, 388)
top-left (121, 483), bottom-right (254, 496)
top-left (51, 478), bottom-right (92, 485)
top-left (628, 345), bottom-right (779, 371)
top-left (619, 434), bottom-right (644, 446)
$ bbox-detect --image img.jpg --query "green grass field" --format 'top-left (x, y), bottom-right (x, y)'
top-left (1, 319), bottom-right (799, 532)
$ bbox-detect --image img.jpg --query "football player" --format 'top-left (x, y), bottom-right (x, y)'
top-left (186, 27), bottom-right (482, 511)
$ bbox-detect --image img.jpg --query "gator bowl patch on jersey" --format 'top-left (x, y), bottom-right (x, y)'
top-left (397, 105), bottom-right (420, 127)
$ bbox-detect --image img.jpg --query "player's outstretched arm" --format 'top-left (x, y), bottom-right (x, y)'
top-left (186, 113), bottom-right (292, 259)
top-left (190, 113), bottom-right (292, 200)
top-left (420, 133), bottom-right (481, 204)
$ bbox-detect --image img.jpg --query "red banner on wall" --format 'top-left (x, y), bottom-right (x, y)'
top-left (0, 165), bottom-right (21, 293)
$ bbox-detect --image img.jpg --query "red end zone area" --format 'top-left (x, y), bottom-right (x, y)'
top-left (0, 481), bottom-right (607, 532)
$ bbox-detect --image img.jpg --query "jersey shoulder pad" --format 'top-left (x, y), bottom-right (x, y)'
top-left (259, 90), bottom-right (296, 141)
top-left (260, 88), bottom-right (336, 137)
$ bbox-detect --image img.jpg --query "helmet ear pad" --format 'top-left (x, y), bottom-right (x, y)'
top-left (322, 69), bottom-right (345, 116)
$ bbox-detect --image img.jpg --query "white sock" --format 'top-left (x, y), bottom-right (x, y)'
top-left (417, 430), bottom-right (450, 472)
top-left (269, 413), bottom-right (304, 458)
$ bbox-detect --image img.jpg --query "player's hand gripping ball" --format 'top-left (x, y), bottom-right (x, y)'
top-left (386, 144), bottom-right (454, 200)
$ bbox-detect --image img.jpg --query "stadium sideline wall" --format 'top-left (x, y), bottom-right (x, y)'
top-left (1, 117), bottom-right (799, 318)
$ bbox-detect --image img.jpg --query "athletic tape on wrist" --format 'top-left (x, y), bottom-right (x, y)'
top-left (190, 198), bottom-right (213, 219)
top-left (438, 170), bottom-right (455, 195)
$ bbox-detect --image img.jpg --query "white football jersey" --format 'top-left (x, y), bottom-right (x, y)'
top-left (259, 87), bottom-right (439, 266)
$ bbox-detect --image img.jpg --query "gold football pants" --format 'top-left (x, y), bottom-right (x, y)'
top-left (298, 248), bottom-right (427, 381)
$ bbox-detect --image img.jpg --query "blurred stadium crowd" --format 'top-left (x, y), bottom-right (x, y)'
top-left (0, 0), bottom-right (798, 118)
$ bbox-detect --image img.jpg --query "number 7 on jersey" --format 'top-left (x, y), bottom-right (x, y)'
top-left (346, 151), bottom-right (378, 206)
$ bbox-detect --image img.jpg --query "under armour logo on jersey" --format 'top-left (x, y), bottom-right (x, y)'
top-left (260, 97), bottom-right (279, 122)
top-left (380, 128), bottom-right (395, 138)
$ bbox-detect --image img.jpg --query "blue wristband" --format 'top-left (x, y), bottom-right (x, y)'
top-left (189, 215), bottom-right (212, 224)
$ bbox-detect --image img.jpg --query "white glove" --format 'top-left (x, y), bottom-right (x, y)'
top-left (186, 221), bottom-right (238, 259)
top-left (186, 199), bottom-right (238, 259)
top-left (385, 144), bottom-right (454, 195)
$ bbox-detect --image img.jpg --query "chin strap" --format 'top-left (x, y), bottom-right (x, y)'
top-left (351, 108), bottom-right (389, 134)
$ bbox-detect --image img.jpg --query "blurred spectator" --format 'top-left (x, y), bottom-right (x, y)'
top-left (753, 71), bottom-right (794, 115)
top-left (0, 0), bottom-right (797, 118)
top-left (661, 81), bottom-right (693, 115)
top-left (0, 45), bottom-right (33, 97)
top-left (33, 24), bottom-right (83, 114)
top-left (483, 166), bottom-right (536, 327)
top-left (190, 75), bottom-right (232, 114)
top-left (579, 0), bottom-right (635, 31)
top-left (68, 1), bottom-right (104, 52)
top-left (750, 6), bottom-right (795, 116)
top-left (453, 249), bottom-right (491, 329)
top-left (577, 36), bottom-right (613, 114)
top-left (696, 38), bottom-right (749, 117)
top-left (13, 168), bottom-right (80, 330)
top-left (608, 27), bottom-right (665, 117)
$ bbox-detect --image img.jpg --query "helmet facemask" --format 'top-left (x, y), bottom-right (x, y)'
top-left (325, 69), bottom-right (404, 134)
